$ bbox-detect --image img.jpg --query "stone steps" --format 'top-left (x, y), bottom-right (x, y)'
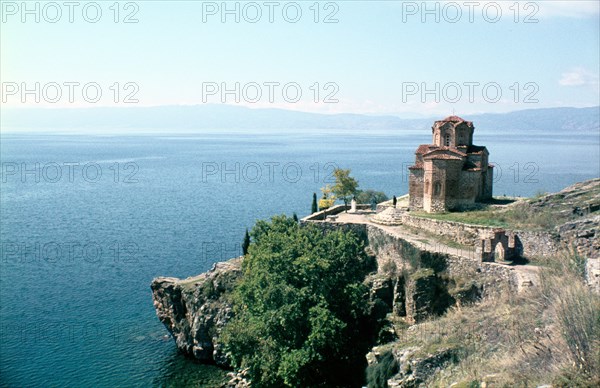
top-left (371, 207), bottom-right (405, 226)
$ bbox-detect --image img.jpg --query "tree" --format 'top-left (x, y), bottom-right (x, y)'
top-left (242, 228), bottom-right (250, 255)
top-left (392, 195), bottom-right (397, 208)
top-left (318, 184), bottom-right (336, 210)
top-left (292, 212), bottom-right (298, 222)
top-left (331, 169), bottom-right (359, 212)
top-left (222, 216), bottom-right (376, 387)
top-left (311, 192), bottom-right (318, 213)
top-left (356, 190), bottom-right (388, 206)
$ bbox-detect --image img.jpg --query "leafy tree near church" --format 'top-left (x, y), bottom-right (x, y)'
top-left (356, 190), bottom-right (388, 206)
top-left (222, 215), bottom-right (377, 387)
top-left (331, 168), bottom-right (359, 211)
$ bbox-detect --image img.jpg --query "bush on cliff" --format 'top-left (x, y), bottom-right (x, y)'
top-left (365, 350), bottom-right (399, 388)
top-left (222, 215), bottom-right (377, 387)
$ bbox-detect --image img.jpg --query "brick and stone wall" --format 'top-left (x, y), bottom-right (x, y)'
top-left (408, 169), bottom-right (424, 210)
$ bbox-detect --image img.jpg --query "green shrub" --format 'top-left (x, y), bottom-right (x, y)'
top-left (366, 351), bottom-right (399, 388)
top-left (356, 190), bottom-right (388, 205)
top-left (201, 280), bottom-right (215, 299)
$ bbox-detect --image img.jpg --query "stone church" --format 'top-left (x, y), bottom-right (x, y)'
top-left (409, 116), bottom-right (493, 213)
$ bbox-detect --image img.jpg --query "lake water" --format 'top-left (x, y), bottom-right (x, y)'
top-left (1, 129), bottom-right (598, 387)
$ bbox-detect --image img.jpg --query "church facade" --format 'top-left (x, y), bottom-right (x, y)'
top-left (408, 116), bottom-right (493, 213)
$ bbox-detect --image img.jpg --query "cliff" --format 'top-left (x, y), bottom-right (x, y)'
top-left (151, 258), bottom-right (242, 367)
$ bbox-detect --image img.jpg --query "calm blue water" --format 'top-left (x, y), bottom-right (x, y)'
top-left (1, 129), bottom-right (598, 387)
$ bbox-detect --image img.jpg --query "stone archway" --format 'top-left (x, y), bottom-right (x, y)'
top-left (478, 229), bottom-right (517, 262)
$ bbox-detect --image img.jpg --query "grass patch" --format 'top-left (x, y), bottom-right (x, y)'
top-left (410, 180), bottom-right (599, 231)
top-left (402, 224), bottom-right (473, 252)
top-left (412, 200), bottom-right (587, 231)
top-left (410, 267), bottom-right (435, 281)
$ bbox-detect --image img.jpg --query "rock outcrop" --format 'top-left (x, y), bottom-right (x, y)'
top-left (367, 346), bottom-right (458, 388)
top-left (586, 258), bottom-right (600, 293)
top-left (557, 215), bottom-right (599, 259)
top-left (404, 269), bottom-right (438, 324)
top-left (389, 347), bottom-right (458, 388)
top-left (151, 257), bottom-right (243, 367)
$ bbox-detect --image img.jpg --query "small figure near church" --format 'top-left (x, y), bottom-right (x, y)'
top-left (349, 196), bottom-right (357, 213)
top-left (408, 116), bottom-right (493, 213)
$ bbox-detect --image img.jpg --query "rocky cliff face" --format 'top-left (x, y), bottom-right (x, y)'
top-left (533, 179), bottom-right (599, 291)
top-left (151, 257), bottom-right (242, 367)
top-left (529, 178), bottom-right (599, 258)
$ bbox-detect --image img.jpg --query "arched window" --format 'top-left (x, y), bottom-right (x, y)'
top-left (444, 134), bottom-right (451, 146)
top-left (433, 181), bottom-right (441, 196)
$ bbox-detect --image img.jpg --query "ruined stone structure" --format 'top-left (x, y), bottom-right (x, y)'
top-left (409, 116), bottom-right (493, 213)
top-left (476, 229), bottom-right (518, 262)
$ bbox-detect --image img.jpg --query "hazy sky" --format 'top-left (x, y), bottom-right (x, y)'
top-left (1, 0), bottom-right (599, 116)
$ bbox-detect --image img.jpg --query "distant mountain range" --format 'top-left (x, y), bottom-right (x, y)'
top-left (2, 105), bottom-right (598, 133)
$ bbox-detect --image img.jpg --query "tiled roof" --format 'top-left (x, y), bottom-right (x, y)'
top-left (436, 146), bottom-right (467, 156)
top-left (415, 144), bottom-right (436, 154)
top-left (423, 147), bottom-right (467, 159)
top-left (435, 115), bottom-right (474, 126)
top-left (442, 115), bottom-right (466, 122)
top-left (463, 160), bottom-right (477, 169)
top-left (425, 154), bottom-right (463, 161)
top-left (467, 145), bottom-right (488, 154)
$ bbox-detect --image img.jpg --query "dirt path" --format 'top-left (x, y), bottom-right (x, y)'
top-left (335, 212), bottom-right (478, 260)
top-left (331, 211), bottom-right (541, 287)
